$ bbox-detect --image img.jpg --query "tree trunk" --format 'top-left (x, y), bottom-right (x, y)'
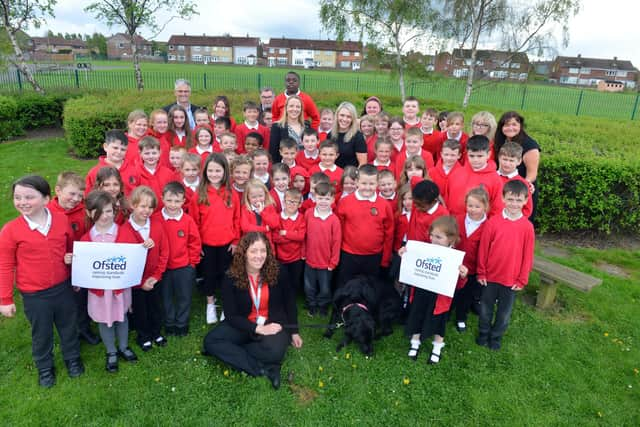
top-left (130, 34), bottom-right (144, 91)
top-left (462, 51), bottom-right (476, 107)
top-left (395, 37), bottom-right (405, 101)
top-left (6, 29), bottom-right (45, 94)
top-left (462, 2), bottom-right (485, 107)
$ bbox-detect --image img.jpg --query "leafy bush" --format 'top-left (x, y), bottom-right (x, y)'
top-left (0, 95), bottom-right (23, 141)
top-left (15, 93), bottom-right (70, 129)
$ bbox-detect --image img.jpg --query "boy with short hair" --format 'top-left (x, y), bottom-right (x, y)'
top-left (309, 141), bottom-right (343, 194)
top-left (300, 172), bottom-right (330, 213)
top-left (49, 171), bottom-right (99, 345)
top-left (244, 132), bottom-right (263, 155)
top-left (303, 182), bottom-right (341, 315)
top-left (430, 139), bottom-right (462, 196)
top-left (402, 96), bottom-right (421, 128)
top-left (377, 169), bottom-right (397, 208)
top-left (180, 152), bottom-right (201, 213)
top-left (296, 128), bottom-right (321, 171)
top-left (336, 164), bottom-right (394, 286)
top-left (157, 181), bottom-right (202, 336)
top-left (421, 108), bottom-right (442, 160)
top-left (273, 188), bottom-right (307, 297)
top-left (194, 108), bottom-right (211, 128)
top-left (279, 138), bottom-right (307, 183)
top-left (396, 127), bottom-right (435, 180)
top-left (219, 132), bottom-right (237, 153)
top-left (496, 142), bottom-right (533, 218)
top-left (169, 145), bottom-right (187, 172)
top-left (371, 139), bottom-right (396, 176)
top-left (369, 111), bottom-right (391, 162)
top-left (85, 130), bottom-right (138, 195)
top-left (444, 135), bottom-right (502, 217)
top-left (136, 136), bottom-right (177, 211)
top-left (318, 108), bottom-right (334, 142)
top-left (476, 179), bottom-right (534, 350)
top-left (235, 101), bottom-right (270, 153)
top-left (439, 111), bottom-right (469, 159)
top-left (214, 117), bottom-right (231, 146)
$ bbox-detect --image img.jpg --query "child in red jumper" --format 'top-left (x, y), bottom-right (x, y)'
top-left (230, 155), bottom-right (253, 203)
top-left (295, 129), bottom-right (321, 172)
top-left (190, 126), bottom-right (215, 165)
top-left (402, 216), bottom-right (468, 364)
top-left (86, 130), bottom-right (138, 196)
top-left (476, 180), bottom-right (535, 350)
top-left (49, 172), bottom-right (100, 346)
top-left (303, 182), bottom-right (341, 315)
top-left (93, 167), bottom-right (130, 225)
top-left (124, 109), bottom-right (148, 166)
top-left (453, 187), bottom-right (489, 332)
top-left (429, 139), bottom-right (462, 196)
top-left (135, 136), bottom-right (178, 211)
top-left (420, 108), bottom-right (442, 162)
top-left (0, 175), bottom-right (83, 387)
top-left (309, 141), bottom-right (343, 194)
top-left (157, 182), bottom-right (202, 337)
top-left (396, 127), bottom-right (435, 179)
top-left (270, 163), bottom-right (290, 213)
top-left (148, 109), bottom-right (172, 169)
top-left (300, 172), bottom-right (330, 213)
top-left (240, 179), bottom-right (280, 246)
top-left (338, 165), bottom-right (358, 202)
top-left (168, 104), bottom-right (193, 149)
top-left (495, 142), bottom-right (533, 219)
top-left (190, 153), bottom-right (240, 324)
top-left (371, 138), bottom-right (396, 176)
top-left (273, 188), bottom-right (306, 296)
top-left (377, 169), bottom-right (397, 209)
top-left (336, 164), bottom-right (394, 287)
top-left (118, 186), bottom-right (169, 352)
top-left (235, 101), bottom-right (270, 153)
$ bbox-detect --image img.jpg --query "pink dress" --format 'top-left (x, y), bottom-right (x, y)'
top-left (86, 224), bottom-right (132, 327)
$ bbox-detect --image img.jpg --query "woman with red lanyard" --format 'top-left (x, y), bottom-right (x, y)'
top-left (203, 232), bottom-right (303, 389)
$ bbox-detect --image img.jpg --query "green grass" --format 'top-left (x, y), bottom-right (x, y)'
top-left (2, 60), bottom-right (639, 120)
top-left (1, 137), bottom-right (640, 424)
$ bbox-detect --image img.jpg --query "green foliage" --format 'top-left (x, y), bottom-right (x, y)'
top-left (14, 93), bottom-right (71, 129)
top-left (0, 95), bottom-right (23, 140)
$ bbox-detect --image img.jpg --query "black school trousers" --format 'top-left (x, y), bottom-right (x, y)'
top-left (336, 251), bottom-right (382, 288)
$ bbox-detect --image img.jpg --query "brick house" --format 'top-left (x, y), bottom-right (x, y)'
top-left (435, 49), bottom-right (529, 81)
top-left (167, 34), bottom-right (260, 65)
top-left (265, 38), bottom-right (363, 69)
top-left (550, 55), bottom-right (637, 89)
top-left (106, 33), bottom-right (153, 60)
top-left (30, 36), bottom-right (90, 61)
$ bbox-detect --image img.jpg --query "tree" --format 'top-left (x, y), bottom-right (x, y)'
top-left (85, 32), bottom-right (108, 58)
top-left (0, 0), bottom-right (56, 94)
top-left (85, 0), bottom-right (198, 90)
top-left (440, 0), bottom-right (580, 107)
top-left (320, 0), bottom-right (439, 101)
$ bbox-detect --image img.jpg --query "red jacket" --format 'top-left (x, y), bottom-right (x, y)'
top-left (155, 211), bottom-right (202, 270)
top-left (0, 212), bottom-right (73, 304)
top-left (394, 148), bottom-right (435, 181)
top-left (271, 91), bottom-right (320, 129)
top-left (372, 159), bottom-right (397, 178)
top-left (455, 214), bottom-right (486, 275)
top-left (477, 213), bottom-right (535, 288)
top-left (434, 131), bottom-right (469, 163)
top-left (336, 193), bottom-right (394, 267)
top-left (117, 216), bottom-right (169, 285)
top-left (85, 156), bottom-right (138, 196)
top-left (303, 210), bottom-right (341, 269)
top-left (48, 197), bottom-right (87, 242)
top-left (422, 129), bottom-right (442, 163)
top-left (444, 160), bottom-right (502, 217)
top-left (190, 185), bottom-right (241, 247)
top-left (234, 122), bottom-right (270, 153)
top-left (273, 212), bottom-right (306, 263)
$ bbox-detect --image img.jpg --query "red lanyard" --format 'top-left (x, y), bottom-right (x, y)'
top-left (248, 274), bottom-right (262, 312)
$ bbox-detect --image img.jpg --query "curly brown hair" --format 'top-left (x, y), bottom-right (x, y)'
top-left (228, 232), bottom-right (279, 289)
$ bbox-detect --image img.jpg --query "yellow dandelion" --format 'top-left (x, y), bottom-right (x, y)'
top-left (597, 411), bottom-right (603, 418)
top-left (604, 332), bottom-right (609, 337)
top-left (154, 377), bottom-right (160, 382)
top-left (318, 380), bottom-right (324, 388)
top-left (345, 353), bottom-right (351, 359)
top-left (633, 368), bottom-right (639, 375)
top-left (403, 377), bottom-right (410, 385)
top-left (352, 364), bottom-right (357, 369)
top-left (318, 366), bottom-right (324, 372)
top-left (223, 370), bottom-right (230, 377)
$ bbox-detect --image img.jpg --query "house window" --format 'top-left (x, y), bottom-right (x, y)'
top-left (118, 42), bottom-right (124, 49)
top-left (277, 57), bottom-right (287, 65)
top-left (511, 63), bottom-right (520, 68)
top-left (193, 46), bottom-right (201, 52)
top-left (354, 52), bottom-right (360, 57)
top-left (569, 67), bottom-right (579, 74)
top-left (212, 56), bottom-right (219, 62)
top-left (340, 61), bottom-right (351, 68)
top-left (168, 54), bottom-right (176, 61)
top-left (342, 51), bottom-right (349, 56)
top-left (177, 55), bottom-right (185, 61)
top-left (617, 70), bottom-right (627, 78)
top-left (580, 67), bottom-right (591, 74)
top-left (294, 58), bottom-right (304, 65)
top-left (222, 47), bottom-right (230, 52)
top-left (279, 48), bottom-right (287, 54)
top-left (169, 45), bottom-right (174, 50)
top-left (269, 48), bottom-right (275, 53)
top-left (203, 55), bottom-right (211, 63)
top-left (237, 56), bottom-right (247, 64)
top-left (177, 45), bottom-right (185, 51)
top-left (191, 54), bottom-right (202, 62)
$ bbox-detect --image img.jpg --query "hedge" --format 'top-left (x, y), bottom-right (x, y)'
top-left (0, 95), bottom-right (23, 141)
top-left (62, 89), bottom-right (640, 234)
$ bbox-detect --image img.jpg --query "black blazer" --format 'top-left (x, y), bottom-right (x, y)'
top-left (269, 122), bottom-right (310, 163)
top-left (220, 269), bottom-right (299, 334)
top-left (162, 102), bottom-right (201, 115)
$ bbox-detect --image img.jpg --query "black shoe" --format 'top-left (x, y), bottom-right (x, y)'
top-left (38, 367), bottom-right (56, 388)
top-left (175, 326), bottom-right (189, 337)
top-left (428, 351), bottom-right (442, 365)
top-left (165, 326), bottom-right (176, 336)
top-left (106, 352), bottom-right (118, 373)
top-left (154, 336), bottom-right (168, 347)
top-left (318, 307), bottom-right (328, 317)
top-left (488, 340), bottom-right (502, 351)
top-left (65, 357), bottom-right (85, 378)
top-left (408, 343), bottom-right (420, 361)
top-left (118, 347), bottom-right (138, 362)
top-left (139, 341), bottom-right (153, 352)
top-left (79, 329), bottom-right (101, 345)
top-left (307, 307), bottom-right (317, 317)
top-left (475, 336), bottom-right (489, 347)
top-left (456, 321), bottom-right (467, 333)
top-left (264, 366), bottom-right (281, 390)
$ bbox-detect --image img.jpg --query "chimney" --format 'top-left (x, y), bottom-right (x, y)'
top-left (577, 53), bottom-right (581, 58)
top-left (614, 56), bottom-right (618, 61)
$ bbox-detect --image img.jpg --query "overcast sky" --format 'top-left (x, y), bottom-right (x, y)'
top-left (30, 0), bottom-right (640, 67)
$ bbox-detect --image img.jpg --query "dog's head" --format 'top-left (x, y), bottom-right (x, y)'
top-left (342, 304), bottom-right (375, 356)
top-left (334, 276), bottom-right (378, 309)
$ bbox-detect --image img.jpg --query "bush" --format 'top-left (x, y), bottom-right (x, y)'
top-left (15, 93), bottom-right (71, 129)
top-left (0, 95), bottom-right (23, 141)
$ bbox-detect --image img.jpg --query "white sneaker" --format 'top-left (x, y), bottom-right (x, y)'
top-left (206, 303), bottom-right (218, 324)
top-left (220, 311), bottom-right (225, 321)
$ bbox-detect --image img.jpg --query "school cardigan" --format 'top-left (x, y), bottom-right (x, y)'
top-left (476, 213), bottom-right (535, 288)
top-left (155, 211), bottom-right (202, 270)
top-left (336, 193), bottom-right (394, 267)
top-left (271, 91), bottom-right (320, 130)
top-left (190, 185), bottom-right (240, 247)
top-left (303, 210), bottom-right (341, 270)
top-left (0, 212), bottom-right (73, 305)
top-left (272, 212), bottom-right (306, 263)
top-left (445, 160), bottom-right (503, 217)
top-left (47, 197), bottom-right (87, 242)
top-left (455, 214), bottom-right (485, 275)
top-left (116, 216), bottom-right (169, 286)
top-left (221, 271), bottom-right (299, 334)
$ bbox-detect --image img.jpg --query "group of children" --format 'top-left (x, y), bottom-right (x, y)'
top-left (0, 94), bottom-right (535, 387)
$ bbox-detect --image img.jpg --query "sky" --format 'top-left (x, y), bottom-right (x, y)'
top-left (28, 0), bottom-right (640, 67)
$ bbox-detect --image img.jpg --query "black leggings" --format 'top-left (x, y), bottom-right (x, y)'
top-left (200, 244), bottom-right (233, 297)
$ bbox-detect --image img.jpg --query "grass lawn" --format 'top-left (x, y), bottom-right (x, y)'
top-left (1, 137), bottom-right (639, 425)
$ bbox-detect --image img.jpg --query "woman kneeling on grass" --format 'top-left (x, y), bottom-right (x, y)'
top-left (203, 232), bottom-right (303, 389)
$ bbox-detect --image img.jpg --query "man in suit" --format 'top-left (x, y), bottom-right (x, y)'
top-left (163, 79), bottom-right (200, 129)
top-left (259, 86), bottom-right (274, 113)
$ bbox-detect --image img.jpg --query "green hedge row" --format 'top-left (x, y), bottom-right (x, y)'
top-left (62, 90), bottom-right (640, 233)
top-left (0, 93), bottom-right (77, 141)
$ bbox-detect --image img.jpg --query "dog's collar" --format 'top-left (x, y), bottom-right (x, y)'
top-left (342, 302), bottom-right (368, 314)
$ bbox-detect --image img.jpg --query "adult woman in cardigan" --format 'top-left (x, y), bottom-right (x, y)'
top-left (203, 232), bottom-right (302, 389)
top-left (269, 95), bottom-right (307, 163)
top-left (495, 111), bottom-right (541, 221)
top-left (329, 102), bottom-right (368, 168)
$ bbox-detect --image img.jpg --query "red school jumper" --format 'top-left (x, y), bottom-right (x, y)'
top-left (421, 128), bottom-right (442, 163)
top-left (494, 172), bottom-right (533, 218)
top-left (47, 197), bottom-right (87, 241)
top-left (85, 157), bottom-right (139, 196)
top-left (156, 210), bottom-right (202, 270)
top-left (444, 160), bottom-right (502, 217)
top-left (336, 193), bottom-right (394, 267)
top-left (309, 164), bottom-right (343, 194)
top-left (272, 211), bottom-right (306, 263)
top-left (429, 159), bottom-right (461, 198)
top-left (295, 150), bottom-right (320, 172)
top-left (455, 214), bottom-right (486, 276)
top-left (303, 209), bottom-right (341, 270)
top-left (148, 129), bottom-right (173, 169)
top-left (135, 163), bottom-right (179, 211)
top-left (393, 209), bottom-right (410, 252)
top-left (234, 122), bottom-right (270, 153)
top-left (117, 216), bottom-right (169, 286)
top-left (190, 185), bottom-right (241, 247)
top-left (240, 204), bottom-right (280, 247)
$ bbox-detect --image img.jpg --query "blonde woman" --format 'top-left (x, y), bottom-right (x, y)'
top-left (328, 102), bottom-right (367, 168)
top-left (269, 95), bottom-right (307, 163)
top-left (470, 111), bottom-right (497, 160)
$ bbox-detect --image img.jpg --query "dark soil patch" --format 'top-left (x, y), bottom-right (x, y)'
top-left (595, 262), bottom-right (631, 278)
top-left (537, 232), bottom-right (640, 251)
top-left (7, 127), bottom-right (64, 141)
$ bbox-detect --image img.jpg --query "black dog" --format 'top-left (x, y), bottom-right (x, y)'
top-left (323, 275), bottom-right (402, 356)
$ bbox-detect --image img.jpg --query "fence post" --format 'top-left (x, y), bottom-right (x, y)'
top-left (74, 69), bottom-right (80, 88)
top-left (631, 93), bottom-right (640, 120)
top-left (302, 74), bottom-right (306, 91)
top-left (410, 82), bottom-right (414, 97)
top-left (257, 73), bottom-right (262, 90)
top-left (520, 85), bottom-right (527, 110)
top-left (203, 73), bottom-right (207, 90)
top-left (16, 69), bottom-right (23, 92)
top-left (575, 90), bottom-right (584, 116)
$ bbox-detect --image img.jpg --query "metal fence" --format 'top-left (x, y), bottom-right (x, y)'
top-left (1, 69), bottom-right (639, 120)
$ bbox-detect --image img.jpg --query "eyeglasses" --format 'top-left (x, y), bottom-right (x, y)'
top-left (472, 122), bottom-right (489, 128)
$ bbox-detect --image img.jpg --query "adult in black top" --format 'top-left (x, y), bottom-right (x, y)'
top-left (495, 111), bottom-right (541, 221)
top-left (203, 232), bottom-right (302, 389)
top-left (269, 95), bottom-right (308, 163)
top-left (162, 79), bottom-right (200, 129)
top-left (328, 101), bottom-right (368, 168)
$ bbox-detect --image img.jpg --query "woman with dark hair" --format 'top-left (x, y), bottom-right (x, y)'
top-left (212, 95), bottom-right (237, 132)
top-left (203, 232), bottom-right (302, 389)
top-left (495, 111), bottom-right (541, 220)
